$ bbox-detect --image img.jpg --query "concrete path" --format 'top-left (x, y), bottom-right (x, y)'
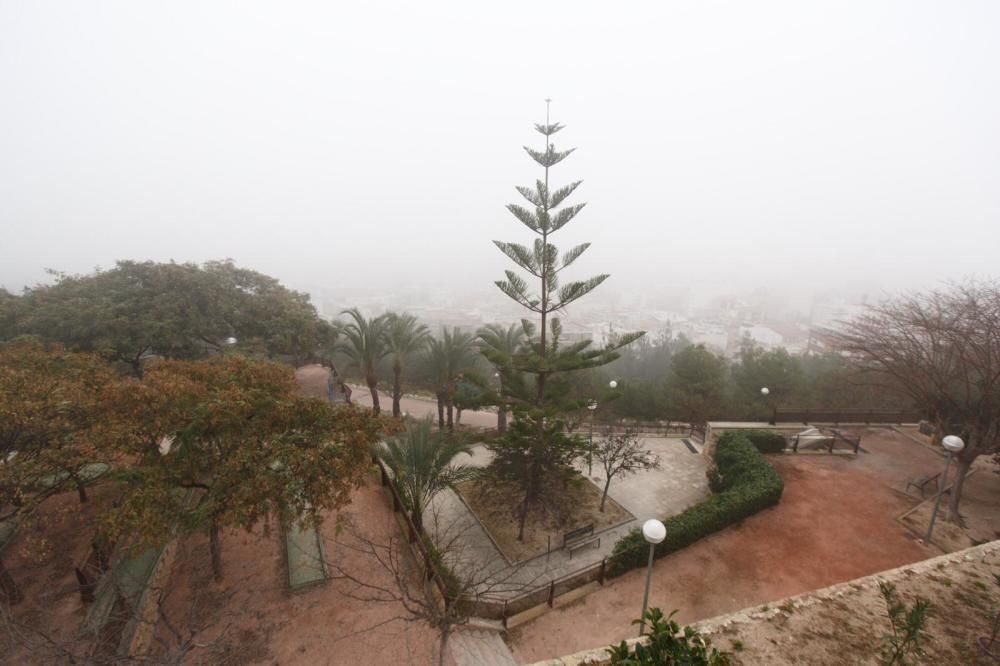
top-left (425, 437), bottom-right (710, 598)
top-left (449, 628), bottom-right (518, 666)
top-left (347, 384), bottom-right (499, 428)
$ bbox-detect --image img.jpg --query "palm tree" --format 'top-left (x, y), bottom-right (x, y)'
top-left (385, 312), bottom-right (430, 419)
top-left (476, 323), bottom-right (526, 433)
top-left (336, 308), bottom-right (390, 414)
top-left (426, 327), bottom-right (479, 431)
top-left (375, 417), bottom-right (478, 531)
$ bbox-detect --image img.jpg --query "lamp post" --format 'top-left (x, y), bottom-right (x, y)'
top-left (493, 371), bottom-right (504, 433)
top-left (924, 435), bottom-right (965, 543)
top-left (587, 400), bottom-right (598, 476)
top-left (639, 518), bottom-right (666, 635)
top-left (760, 387), bottom-right (776, 425)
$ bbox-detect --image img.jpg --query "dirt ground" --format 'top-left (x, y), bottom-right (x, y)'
top-left (457, 478), bottom-right (632, 563)
top-left (159, 483), bottom-right (448, 665)
top-left (508, 451), bottom-right (937, 663)
top-left (707, 544), bottom-right (1000, 665)
top-left (0, 482), bottom-right (119, 663)
top-left (142, 365), bottom-right (445, 665)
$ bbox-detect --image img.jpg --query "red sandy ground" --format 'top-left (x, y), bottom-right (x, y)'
top-left (508, 452), bottom-right (937, 663)
top-left (1, 482), bottom-right (118, 663)
top-left (160, 485), bottom-right (446, 665)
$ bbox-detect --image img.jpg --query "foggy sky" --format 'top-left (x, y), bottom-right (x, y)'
top-left (2, 2), bottom-right (998, 306)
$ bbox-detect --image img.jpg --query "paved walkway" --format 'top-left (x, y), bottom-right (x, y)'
top-left (347, 384), bottom-right (498, 428)
top-left (449, 628), bottom-right (518, 666)
top-left (425, 437), bottom-right (709, 598)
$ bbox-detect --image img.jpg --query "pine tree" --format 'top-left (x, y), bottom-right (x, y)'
top-left (488, 102), bottom-right (643, 540)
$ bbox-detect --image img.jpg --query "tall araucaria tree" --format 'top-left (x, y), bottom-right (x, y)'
top-left (337, 308), bottom-right (390, 415)
top-left (385, 312), bottom-right (430, 419)
top-left (487, 102), bottom-right (644, 541)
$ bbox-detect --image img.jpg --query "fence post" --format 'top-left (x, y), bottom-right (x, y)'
top-left (793, 434), bottom-right (800, 453)
top-left (548, 580), bottom-right (555, 607)
top-left (503, 600), bottom-right (509, 629)
top-left (828, 436), bottom-right (835, 454)
top-left (599, 558), bottom-right (607, 585)
top-left (854, 434), bottom-right (861, 454)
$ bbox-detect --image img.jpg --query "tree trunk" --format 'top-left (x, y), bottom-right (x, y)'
top-left (392, 361), bottom-right (402, 418)
top-left (0, 558), bottom-right (22, 605)
top-left (367, 373), bottom-right (380, 415)
top-left (446, 400), bottom-right (454, 432)
top-left (438, 625), bottom-right (451, 666)
top-left (76, 477), bottom-right (88, 504)
top-left (945, 456), bottom-right (973, 524)
top-left (209, 518), bottom-right (223, 582)
top-left (436, 394), bottom-right (445, 430)
top-left (601, 477), bottom-right (612, 512)
top-left (517, 495), bottom-right (529, 542)
top-left (456, 408), bottom-right (463, 426)
top-left (411, 508), bottom-right (424, 535)
top-left (497, 406), bottom-right (506, 434)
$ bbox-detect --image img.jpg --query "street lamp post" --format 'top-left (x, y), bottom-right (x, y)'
top-left (760, 387), bottom-right (776, 425)
top-left (925, 435), bottom-right (965, 543)
top-left (639, 518), bottom-right (666, 636)
top-left (587, 400), bottom-right (598, 476)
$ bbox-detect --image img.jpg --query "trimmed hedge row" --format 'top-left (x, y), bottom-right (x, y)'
top-left (740, 429), bottom-right (788, 454)
top-left (607, 431), bottom-right (783, 578)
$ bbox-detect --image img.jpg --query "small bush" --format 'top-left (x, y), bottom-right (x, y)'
top-left (737, 429), bottom-right (787, 454)
top-left (607, 608), bottom-right (731, 665)
top-left (608, 432), bottom-right (783, 577)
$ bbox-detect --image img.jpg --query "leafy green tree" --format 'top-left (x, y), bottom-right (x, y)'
top-left (453, 378), bottom-right (487, 426)
top-left (426, 327), bottom-right (479, 431)
top-left (374, 417), bottom-right (477, 531)
top-left (666, 344), bottom-right (726, 428)
top-left (732, 345), bottom-right (803, 420)
top-left (103, 356), bottom-right (382, 581)
top-left (488, 105), bottom-right (642, 540)
top-left (476, 323), bottom-right (526, 432)
top-left (8, 260), bottom-right (332, 374)
top-left (385, 312), bottom-right (430, 418)
top-left (336, 308), bottom-right (390, 415)
top-left (0, 339), bottom-right (122, 604)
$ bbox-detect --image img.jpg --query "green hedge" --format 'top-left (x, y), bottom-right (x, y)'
top-left (739, 429), bottom-right (788, 454)
top-left (607, 432), bottom-right (783, 577)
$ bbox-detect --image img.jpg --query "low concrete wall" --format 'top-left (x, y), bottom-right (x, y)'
top-left (119, 539), bottom-right (179, 658)
top-left (528, 539), bottom-right (1000, 665)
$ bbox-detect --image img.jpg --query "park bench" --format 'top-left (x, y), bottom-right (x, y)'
top-left (906, 473), bottom-right (941, 498)
top-left (564, 524), bottom-right (600, 559)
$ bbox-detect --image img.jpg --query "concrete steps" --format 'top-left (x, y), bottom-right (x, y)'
top-left (448, 627), bottom-right (518, 666)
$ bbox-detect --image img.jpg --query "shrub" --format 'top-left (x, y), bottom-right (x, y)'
top-left (607, 608), bottom-right (731, 665)
top-left (737, 429), bottom-right (787, 454)
top-left (607, 432), bottom-right (783, 577)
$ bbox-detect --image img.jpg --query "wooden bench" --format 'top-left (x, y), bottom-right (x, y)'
top-left (564, 524), bottom-right (600, 559)
top-left (906, 473), bottom-right (941, 498)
